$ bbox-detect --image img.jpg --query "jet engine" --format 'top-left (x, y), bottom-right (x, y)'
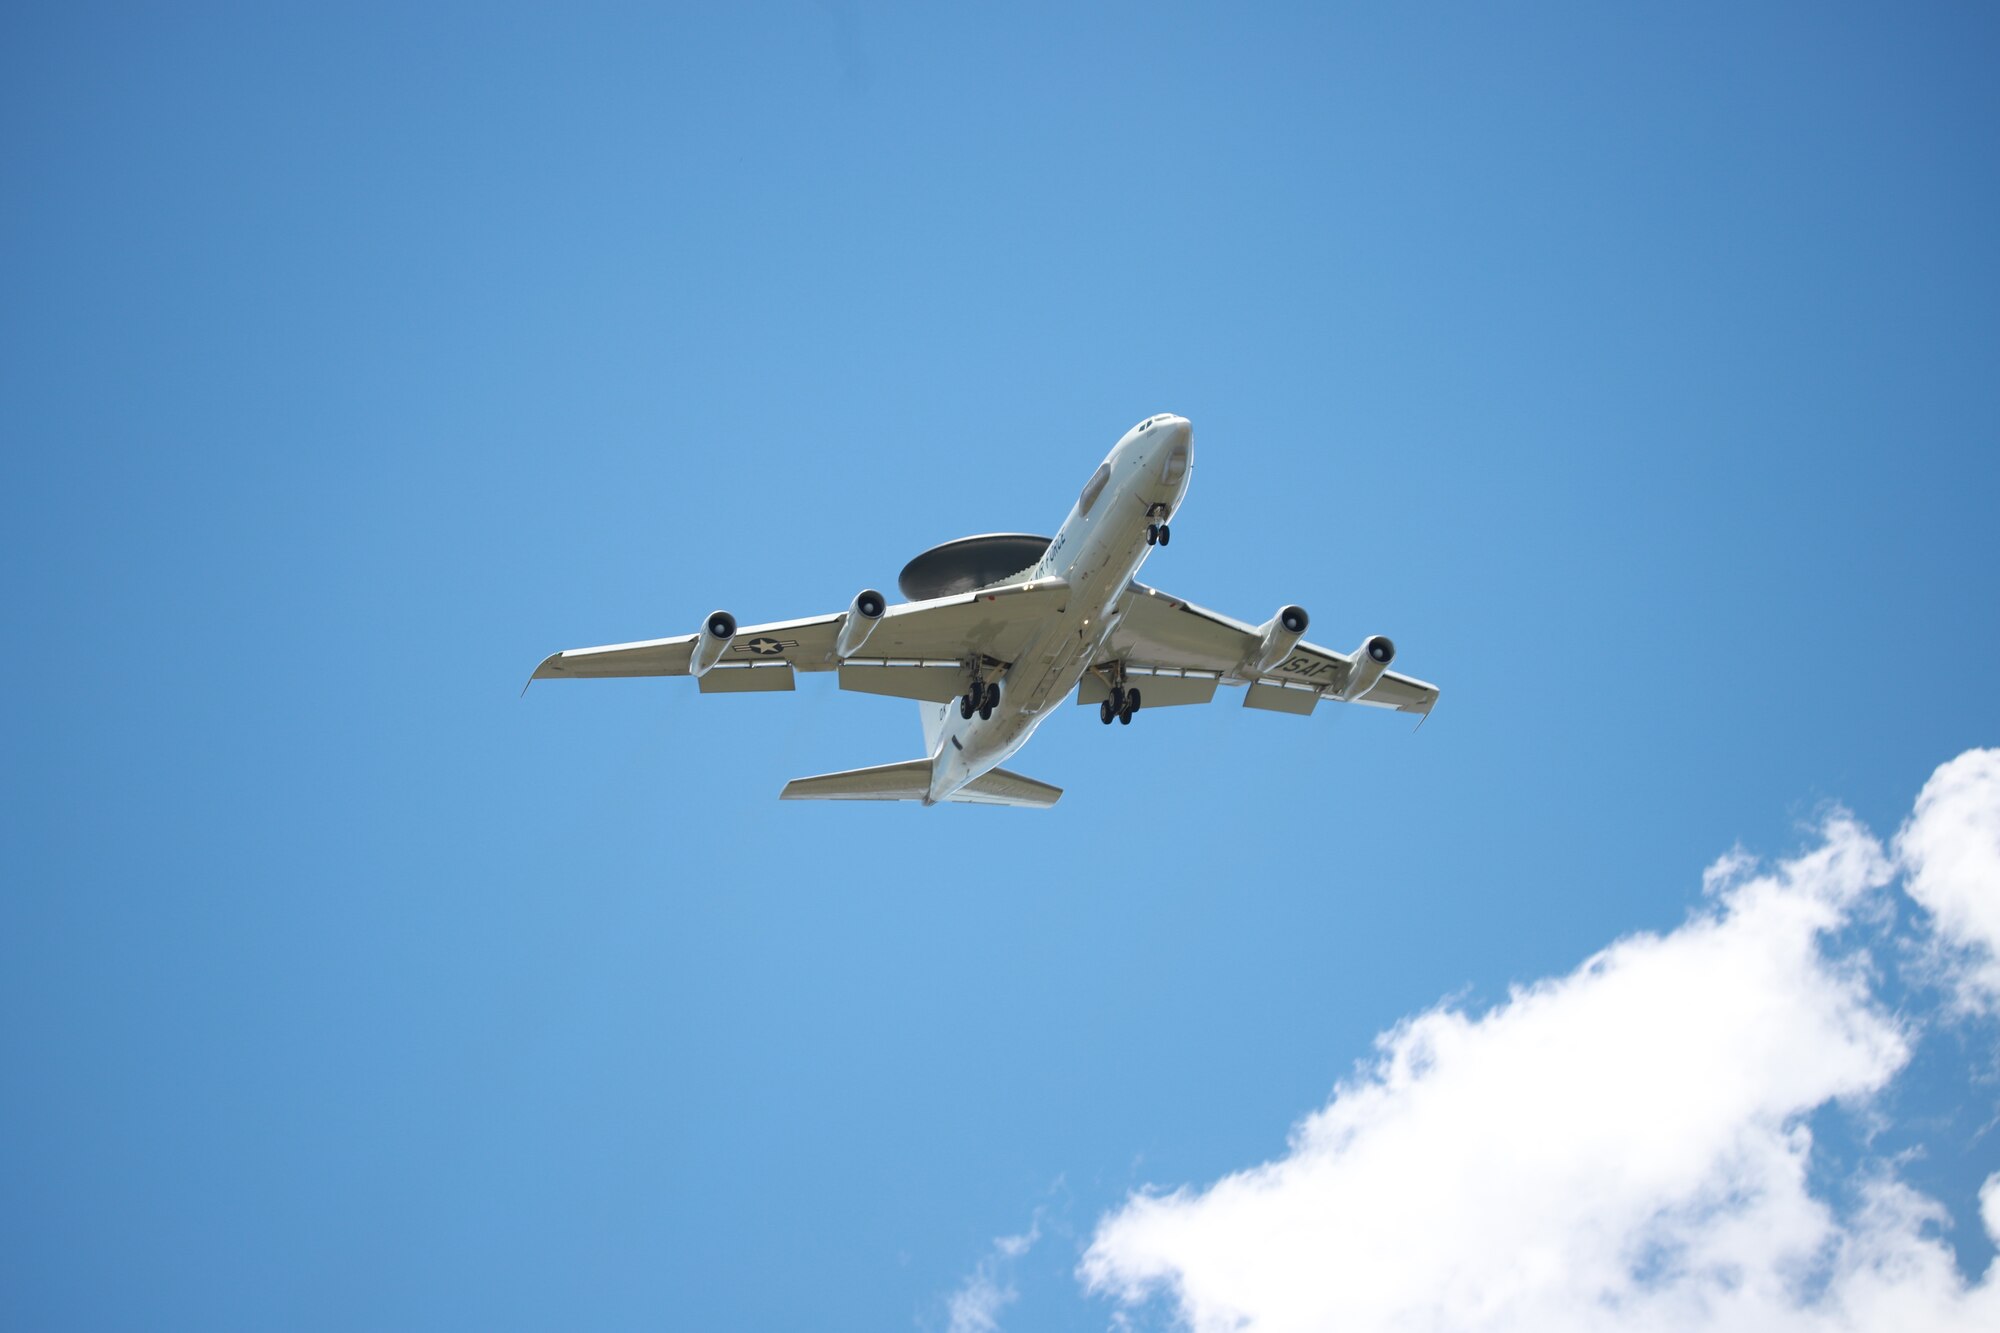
top-left (687, 610), bottom-right (738, 677)
top-left (1250, 605), bottom-right (1311, 675)
top-left (1341, 634), bottom-right (1396, 700)
top-left (834, 588), bottom-right (889, 659)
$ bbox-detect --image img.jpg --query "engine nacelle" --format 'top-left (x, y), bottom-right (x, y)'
top-left (1250, 605), bottom-right (1311, 674)
top-left (1341, 634), bottom-right (1396, 700)
top-left (834, 588), bottom-right (888, 659)
top-left (687, 610), bottom-right (737, 677)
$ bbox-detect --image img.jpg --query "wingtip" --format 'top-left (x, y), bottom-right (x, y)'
top-left (522, 651), bottom-right (564, 697)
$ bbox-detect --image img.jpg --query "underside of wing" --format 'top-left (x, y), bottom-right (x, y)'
top-left (526, 612), bottom-right (839, 686)
top-left (528, 634), bottom-right (699, 681)
top-left (1101, 582), bottom-right (1439, 717)
top-left (527, 578), bottom-right (1072, 692)
top-left (1340, 668), bottom-right (1439, 713)
top-left (850, 580), bottom-right (1069, 663)
top-left (1107, 585), bottom-right (1265, 676)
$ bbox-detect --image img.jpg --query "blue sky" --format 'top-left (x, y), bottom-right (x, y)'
top-left (4, 5), bottom-right (1997, 1329)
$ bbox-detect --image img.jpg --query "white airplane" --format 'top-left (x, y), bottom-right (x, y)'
top-left (529, 414), bottom-right (1438, 807)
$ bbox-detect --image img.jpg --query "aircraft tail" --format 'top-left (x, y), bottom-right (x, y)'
top-left (779, 759), bottom-right (1061, 808)
top-left (919, 700), bottom-right (951, 754)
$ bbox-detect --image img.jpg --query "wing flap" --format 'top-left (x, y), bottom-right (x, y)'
top-left (838, 662), bottom-right (974, 703)
top-left (1244, 681), bottom-right (1320, 715)
top-left (696, 663), bottom-right (796, 693)
top-left (1077, 668), bottom-right (1221, 708)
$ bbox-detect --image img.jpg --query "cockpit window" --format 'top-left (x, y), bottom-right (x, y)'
top-left (1077, 461), bottom-right (1112, 516)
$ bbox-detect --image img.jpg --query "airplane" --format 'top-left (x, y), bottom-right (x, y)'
top-left (527, 413), bottom-right (1438, 807)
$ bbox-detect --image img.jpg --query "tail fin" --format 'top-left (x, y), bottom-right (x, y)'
top-left (779, 759), bottom-right (1061, 808)
top-left (919, 700), bottom-right (952, 755)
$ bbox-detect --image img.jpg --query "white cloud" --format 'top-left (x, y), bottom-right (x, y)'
top-left (946, 1221), bottom-right (1039, 1333)
top-left (1898, 748), bottom-right (2000, 1011)
top-left (1081, 753), bottom-right (2000, 1333)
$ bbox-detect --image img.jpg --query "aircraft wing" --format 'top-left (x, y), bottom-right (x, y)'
top-left (527, 614), bottom-right (836, 681)
top-left (528, 579), bottom-right (1074, 695)
top-left (1099, 582), bottom-right (1439, 715)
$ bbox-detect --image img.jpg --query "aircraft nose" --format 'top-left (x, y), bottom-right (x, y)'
top-left (1156, 416), bottom-right (1193, 483)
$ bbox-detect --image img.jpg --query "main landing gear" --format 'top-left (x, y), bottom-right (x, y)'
top-left (1098, 685), bottom-right (1143, 726)
top-left (960, 679), bottom-right (999, 721)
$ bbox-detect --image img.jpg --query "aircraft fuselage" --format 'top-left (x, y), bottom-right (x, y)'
top-left (924, 414), bottom-right (1194, 803)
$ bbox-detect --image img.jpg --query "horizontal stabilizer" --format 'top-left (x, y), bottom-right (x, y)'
top-left (953, 767), bottom-right (1062, 808)
top-left (779, 760), bottom-right (1060, 808)
top-left (781, 759), bottom-right (931, 802)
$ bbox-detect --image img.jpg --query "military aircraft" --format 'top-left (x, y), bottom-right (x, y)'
top-left (528, 414), bottom-right (1437, 807)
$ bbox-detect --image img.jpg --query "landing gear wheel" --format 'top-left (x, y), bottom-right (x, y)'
top-left (984, 682), bottom-right (1000, 710)
top-left (1146, 524), bottom-right (1159, 546)
top-left (1156, 523), bottom-right (1170, 547)
top-left (1118, 687), bottom-right (1142, 724)
top-left (1100, 699), bottom-right (1115, 725)
top-left (1111, 685), bottom-right (1127, 714)
top-left (960, 692), bottom-right (975, 720)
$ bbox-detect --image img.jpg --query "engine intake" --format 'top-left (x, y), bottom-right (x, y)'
top-left (1251, 605), bottom-right (1311, 674)
top-left (1342, 634), bottom-right (1396, 700)
top-left (834, 588), bottom-right (889, 659)
top-left (688, 609), bottom-right (737, 677)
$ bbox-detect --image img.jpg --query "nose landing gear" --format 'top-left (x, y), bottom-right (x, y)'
top-left (1146, 523), bottom-right (1171, 547)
